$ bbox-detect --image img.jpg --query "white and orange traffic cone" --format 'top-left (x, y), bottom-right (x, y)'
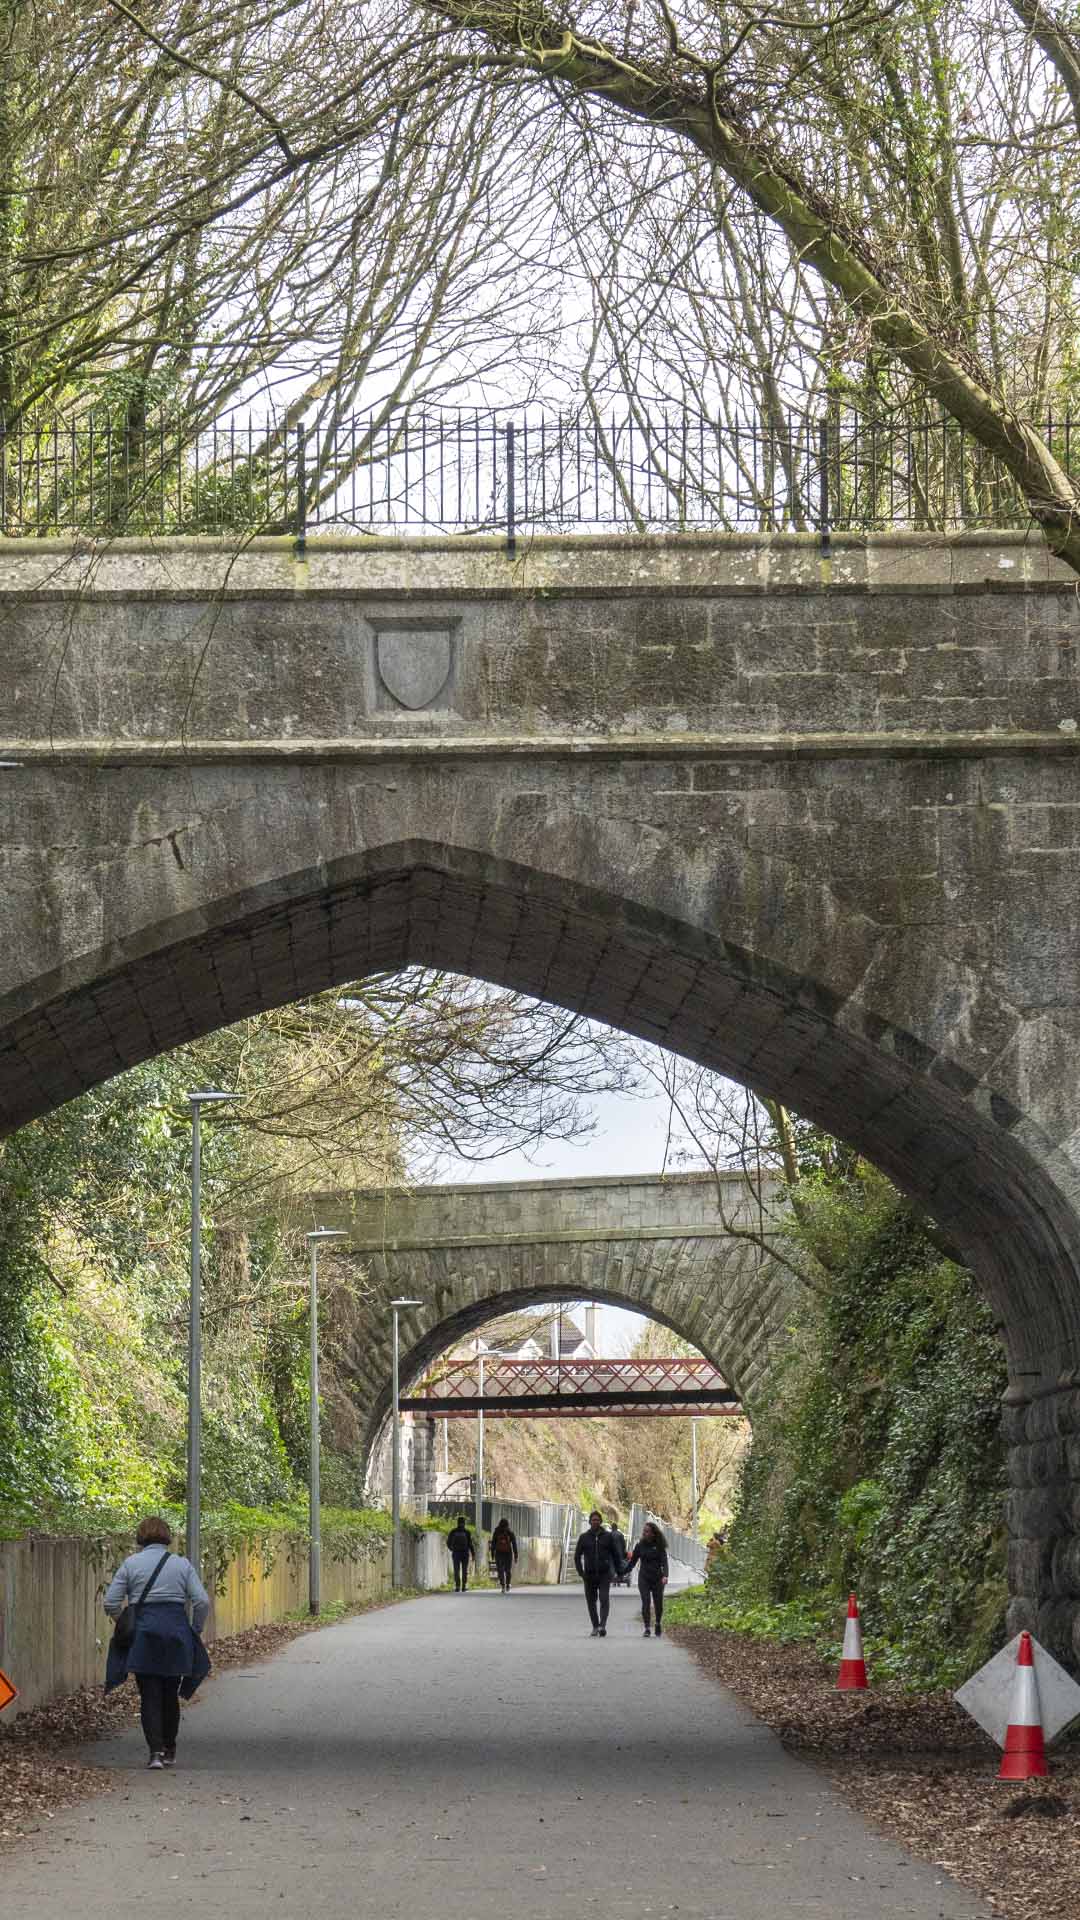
top-left (836, 1592), bottom-right (868, 1690)
top-left (998, 1631), bottom-right (1048, 1781)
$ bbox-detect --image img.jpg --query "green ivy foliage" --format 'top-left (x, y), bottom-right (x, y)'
top-left (0, 1061), bottom-right (320, 1531)
top-left (704, 1163), bottom-right (1008, 1687)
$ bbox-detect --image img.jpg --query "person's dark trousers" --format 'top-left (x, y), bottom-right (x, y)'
top-left (495, 1553), bottom-right (513, 1591)
top-left (135, 1673), bottom-right (182, 1753)
top-left (639, 1577), bottom-right (664, 1630)
top-left (452, 1552), bottom-right (470, 1591)
top-left (583, 1574), bottom-right (611, 1629)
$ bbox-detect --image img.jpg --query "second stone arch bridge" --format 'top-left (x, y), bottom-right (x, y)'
top-left (294, 1168), bottom-right (791, 1494)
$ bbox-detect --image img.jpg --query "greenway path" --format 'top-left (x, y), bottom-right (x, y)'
top-left (6, 1586), bottom-right (989, 1919)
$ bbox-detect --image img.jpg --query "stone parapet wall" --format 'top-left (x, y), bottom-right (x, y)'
top-left (1004, 1387), bottom-right (1080, 1668)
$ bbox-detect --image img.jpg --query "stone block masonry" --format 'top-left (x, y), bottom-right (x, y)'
top-left (3, 530), bottom-right (1080, 1659)
top-left (308, 1171), bottom-right (788, 1489)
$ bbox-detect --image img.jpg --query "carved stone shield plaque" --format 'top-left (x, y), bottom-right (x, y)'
top-left (376, 627), bottom-right (453, 710)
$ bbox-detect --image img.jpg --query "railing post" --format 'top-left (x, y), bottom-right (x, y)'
top-left (295, 419), bottom-right (307, 558)
top-left (505, 418), bottom-right (516, 559)
top-left (818, 415), bottom-right (831, 556)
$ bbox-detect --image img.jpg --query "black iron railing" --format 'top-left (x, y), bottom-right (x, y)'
top-left (0, 407), bottom-right (1068, 545)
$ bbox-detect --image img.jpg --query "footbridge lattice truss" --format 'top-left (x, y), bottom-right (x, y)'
top-left (401, 1355), bottom-right (741, 1418)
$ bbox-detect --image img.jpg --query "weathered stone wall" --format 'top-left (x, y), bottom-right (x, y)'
top-left (1005, 1387), bottom-right (1080, 1668)
top-left (4, 530), bottom-right (1080, 1653)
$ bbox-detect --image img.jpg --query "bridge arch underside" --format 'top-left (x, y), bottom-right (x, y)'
top-left (357, 1273), bottom-right (756, 1513)
top-left (3, 815), bottom-right (1080, 1656)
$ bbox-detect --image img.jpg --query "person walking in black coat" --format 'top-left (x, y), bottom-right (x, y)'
top-left (446, 1516), bottom-right (477, 1591)
top-left (573, 1510), bottom-right (622, 1637)
top-left (626, 1521), bottom-right (669, 1636)
top-left (490, 1517), bottom-right (519, 1592)
top-left (608, 1516), bottom-right (629, 1586)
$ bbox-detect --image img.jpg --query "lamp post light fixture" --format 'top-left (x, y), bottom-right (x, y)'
top-left (305, 1229), bottom-right (347, 1615)
top-left (186, 1089), bottom-right (242, 1577)
top-left (390, 1297), bottom-right (422, 1587)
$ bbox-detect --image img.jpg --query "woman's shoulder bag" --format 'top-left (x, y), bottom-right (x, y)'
top-left (112, 1549), bottom-right (172, 1653)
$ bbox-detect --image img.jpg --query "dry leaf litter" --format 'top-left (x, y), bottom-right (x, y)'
top-left (669, 1625), bottom-right (1080, 1920)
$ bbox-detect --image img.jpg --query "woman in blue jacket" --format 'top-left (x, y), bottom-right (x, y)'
top-left (104, 1515), bottom-right (211, 1769)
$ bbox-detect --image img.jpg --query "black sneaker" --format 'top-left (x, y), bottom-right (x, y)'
top-left (599, 1628), bottom-right (607, 1637)
top-left (643, 1628), bottom-right (651, 1637)
top-left (590, 1627), bottom-right (600, 1637)
top-left (147, 1752), bottom-right (164, 1770)
top-left (655, 1626), bottom-right (662, 1637)
top-left (161, 1749), bottom-right (176, 1767)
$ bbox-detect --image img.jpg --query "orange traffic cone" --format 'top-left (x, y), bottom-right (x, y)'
top-left (998, 1631), bottom-right (1048, 1781)
top-left (836, 1593), bottom-right (868, 1690)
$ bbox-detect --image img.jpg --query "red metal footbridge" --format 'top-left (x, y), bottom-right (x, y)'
top-left (399, 1356), bottom-right (741, 1419)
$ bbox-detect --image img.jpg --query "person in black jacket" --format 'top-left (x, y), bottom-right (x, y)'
top-left (446, 1516), bottom-right (477, 1591)
top-left (573, 1511), bottom-right (622, 1636)
top-left (490, 1518), bottom-right (519, 1592)
top-left (626, 1521), bottom-right (669, 1636)
top-left (608, 1516), bottom-right (629, 1585)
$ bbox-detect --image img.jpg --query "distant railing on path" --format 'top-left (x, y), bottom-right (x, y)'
top-left (627, 1502), bottom-right (708, 1581)
top-left (427, 1496), bottom-right (575, 1541)
top-left (0, 405), bottom-right (1067, 549)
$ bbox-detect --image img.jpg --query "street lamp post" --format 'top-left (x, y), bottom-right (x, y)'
top-left (186, 1089), bottom-right (241, 1578)
top-left (390, 1298), bottom-right (422, 1587)
top-left (475, 1348), bottom-right (485, 1539)
top-left (305, 1229), bottom-right (347, 1615)
top-left (690, 1418), bottom-right (700, 1542)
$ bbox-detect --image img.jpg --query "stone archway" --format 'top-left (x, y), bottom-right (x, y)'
top-left (297, 1170), bottom-right (788, 1493)
top-left (5, 531), bottom-right (1080, 1657)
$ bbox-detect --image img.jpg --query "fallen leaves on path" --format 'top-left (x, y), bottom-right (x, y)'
top-left (668, 1625), bottom-right (1080, 1920)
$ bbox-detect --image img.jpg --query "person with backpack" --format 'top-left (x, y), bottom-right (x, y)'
top-left (626, 1520), bottom-right (669, 1637)
top-left (490, 1517), bottom-right (519, 1591)
top-left (446, 1515), bottom-right (477, 1591)
top-left (573, 1510), bottom-right (622, 1637)
top-left (103, 1515), bottom-right (210, 1769)
top-left (608, 1515), bottom-right (629, 1585)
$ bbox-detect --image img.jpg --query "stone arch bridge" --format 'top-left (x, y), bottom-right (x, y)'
top-left (3, 530), bottom-right (1080, 1657)
top-left (297, 1169), bottom-right (789, 1497)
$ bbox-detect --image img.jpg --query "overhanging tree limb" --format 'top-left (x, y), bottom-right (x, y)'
top-left (435, 0), bottom-right (1080, 567)
top-left (1009, 0), bottom-right (1080, 135)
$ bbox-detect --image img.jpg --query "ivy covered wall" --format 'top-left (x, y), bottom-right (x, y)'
top-left (700, 1165), bottom-right (1008, 1685)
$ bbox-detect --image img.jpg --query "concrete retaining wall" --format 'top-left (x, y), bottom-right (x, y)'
top-left (0, 1527), bottom-right (560, 1716)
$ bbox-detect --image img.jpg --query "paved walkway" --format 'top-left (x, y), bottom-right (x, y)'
top-left (6, 1586), bottom-right (989, 1919)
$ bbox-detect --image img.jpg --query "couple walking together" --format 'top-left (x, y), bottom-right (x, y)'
top-left (446, 1514), bottom-right (519, 1590)
top-left (574, 1511), bottom-right (668, 1637)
